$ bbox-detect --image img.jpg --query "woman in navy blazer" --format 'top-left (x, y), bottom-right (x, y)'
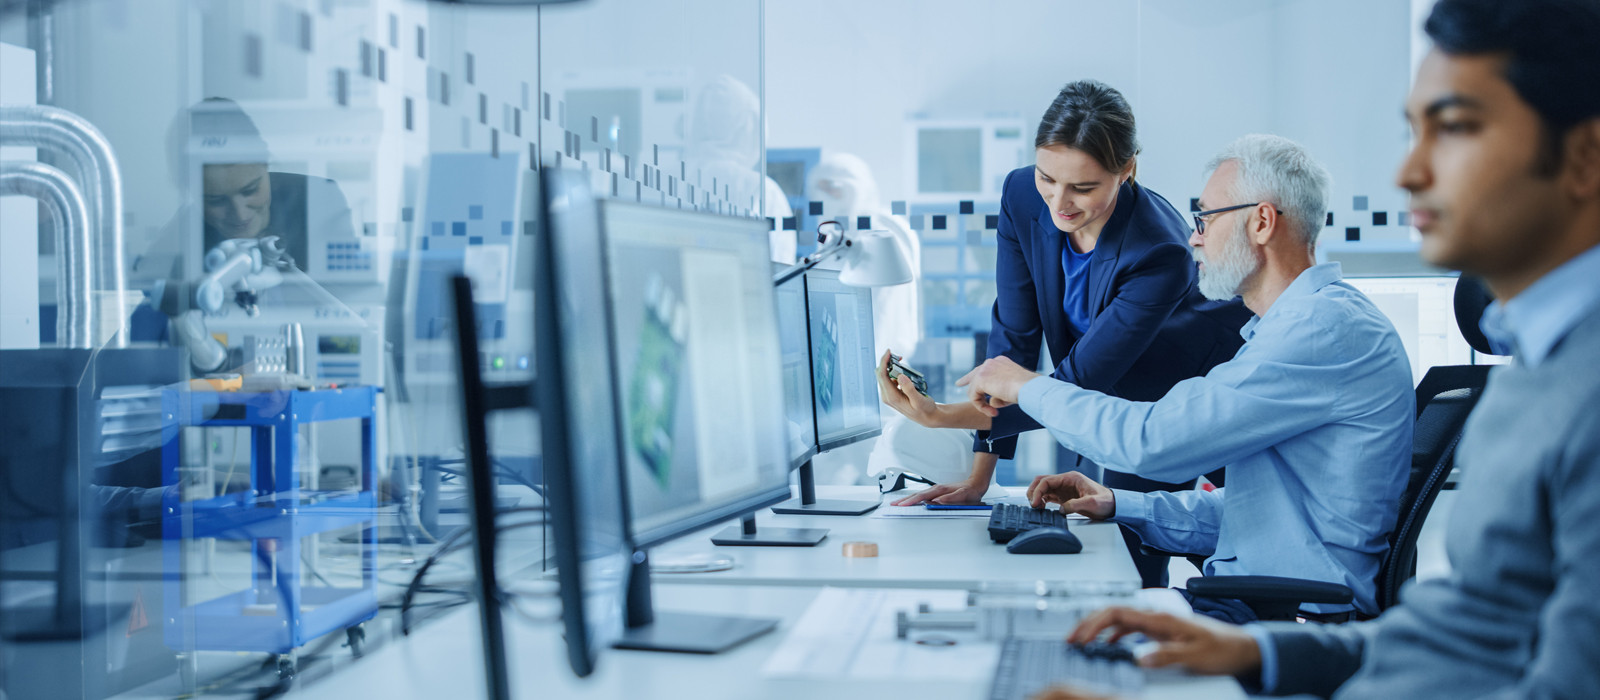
top-left (882, 81), bottom-right (1251, 587)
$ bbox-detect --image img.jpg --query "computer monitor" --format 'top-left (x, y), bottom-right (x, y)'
top-left (769, 265), bottom-right (882, 516)
top-left (775, 263), bottom-right (820, 469)
top-left (530, 172), bottom-right (632, 677)
top-left (546, 177), bottom-right (795, 652)
top-left (601, 200), bottom-right (796, 547)
top-left (804, 266), bottom-right (884, 450)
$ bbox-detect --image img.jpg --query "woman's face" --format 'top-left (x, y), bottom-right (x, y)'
top-left (1034, 144), bottom-right (1128, 236)
top-left (203, 163), bottom-right (272, 239)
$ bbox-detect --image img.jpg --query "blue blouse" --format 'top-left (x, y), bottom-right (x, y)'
top-left (1060, 240), bottom-right (1094, 337)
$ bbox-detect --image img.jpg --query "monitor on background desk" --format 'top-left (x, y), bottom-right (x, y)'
top-left (768, 266), bottom-right (882, 516)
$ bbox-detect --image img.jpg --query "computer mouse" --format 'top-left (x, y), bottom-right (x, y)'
top-left (1004, 526), bottom-right (1083, 554)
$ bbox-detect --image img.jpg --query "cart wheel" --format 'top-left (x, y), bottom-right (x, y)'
top-left (176, 653), bottom-right (198, 690)
top-left (275, 653), bottom-right (297, 681)
top-left (345, 624), bottom-right (367, 658)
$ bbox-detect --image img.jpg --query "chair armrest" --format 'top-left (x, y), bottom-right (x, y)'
top-left (1186, 575), bottom-right (1353, 605)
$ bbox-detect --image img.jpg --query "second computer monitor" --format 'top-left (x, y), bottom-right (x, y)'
top-left (774, 263), bottom-right (821, 468)
top-left (602, 201), bottom-right (794, 549)
top-left (805, 266), bottom-right (882, 450)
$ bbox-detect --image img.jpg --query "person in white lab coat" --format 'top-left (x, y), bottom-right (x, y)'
top-left (685, 74), bottom-right (796, 263)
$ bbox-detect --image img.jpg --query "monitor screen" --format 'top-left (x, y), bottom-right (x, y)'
top-left (773, 262), bottom-right (819, 468)
top-left (602, 201), bottom-right (792, 548)
top-left (805, 267), bottom-right (882, 449)
top-left (537, 171), bottom-right (630, 677)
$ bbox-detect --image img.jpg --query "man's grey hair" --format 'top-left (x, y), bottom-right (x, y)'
top-left (1204, 134), bottom-right (1331, 252)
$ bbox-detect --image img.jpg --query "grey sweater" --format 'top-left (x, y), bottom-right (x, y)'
top-left (1262, 303), bottom-right (1600, 698)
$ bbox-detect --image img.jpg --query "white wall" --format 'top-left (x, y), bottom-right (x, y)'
top-left (767, 0), bottom-right (1415, 248)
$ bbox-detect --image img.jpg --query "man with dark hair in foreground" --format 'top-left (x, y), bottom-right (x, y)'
top-left (1043, 0), bottom-right (1600, 697)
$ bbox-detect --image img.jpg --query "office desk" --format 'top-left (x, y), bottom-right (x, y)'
top-left (296, 584), bottom-right (1246, 700)
top-left (649, 486), bottom-right (1141, 589)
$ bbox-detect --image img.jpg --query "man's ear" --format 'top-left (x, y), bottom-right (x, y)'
top-left (1251, 203), bottom-right (1278, 246)
top-left (1563, 118), bottom-right (1600, 201)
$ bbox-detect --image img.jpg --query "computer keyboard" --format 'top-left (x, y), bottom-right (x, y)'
top-left (987, 638), bottom-right (1143, 700)
top-left (987, 503), bottom-right (1072, 543)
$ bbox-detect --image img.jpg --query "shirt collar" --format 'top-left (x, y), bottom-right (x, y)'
top-left (1239, 262), bottom-right (1344, 341)
top-left (1479, 242), bottom-right (1600, 368)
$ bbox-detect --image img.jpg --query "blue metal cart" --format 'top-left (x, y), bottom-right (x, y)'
top-left (160, 387), bottom-right (379, 678)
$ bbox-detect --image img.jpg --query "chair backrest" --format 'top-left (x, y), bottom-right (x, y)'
top-left (1376, 364), bottom-right (1492, 610)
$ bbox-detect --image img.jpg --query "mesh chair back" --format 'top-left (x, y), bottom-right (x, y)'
top-left (1378, 365), bottom-right (1491, 610)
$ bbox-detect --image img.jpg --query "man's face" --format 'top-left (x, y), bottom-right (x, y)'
top-left (1399, 49), bottom-right (1567, 277)
top-left (202, 163), bottom-right (272, 239)
top-left (1191, 161), bottom-right (1264, 301)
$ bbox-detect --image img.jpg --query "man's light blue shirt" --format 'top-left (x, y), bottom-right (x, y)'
top-left (1480, 242), bottom-right (1600, 368)
top-left (1017, 262), bottom-right (1414, 615)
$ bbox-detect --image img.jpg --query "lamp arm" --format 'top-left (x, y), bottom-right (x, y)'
top-left (773, 221), bottom-right (851, 286)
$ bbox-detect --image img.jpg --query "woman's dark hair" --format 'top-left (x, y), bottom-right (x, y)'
top-left (1034, 80), bottom-right (1140, 177)
top-left (1425, 0), bottom-right (1600, 174)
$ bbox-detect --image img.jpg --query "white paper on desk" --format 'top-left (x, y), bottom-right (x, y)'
top-left (763, 588), bottom-right (998, 682)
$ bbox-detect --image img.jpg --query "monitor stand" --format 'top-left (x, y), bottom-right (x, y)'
top-left (710, 513), bottom-right (828, 546)
top-left (616, 554), bottom-right (778, 654)
top-left (770, 460), bottom-right (880, 516)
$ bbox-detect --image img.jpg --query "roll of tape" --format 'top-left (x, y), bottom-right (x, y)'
top-left (841, 541), bottom-right (879, 558)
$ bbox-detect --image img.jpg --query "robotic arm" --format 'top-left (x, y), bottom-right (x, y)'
top-left (174, 236), bottom-right (294, 373)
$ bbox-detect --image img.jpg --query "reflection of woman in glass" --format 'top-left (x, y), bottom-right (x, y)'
top-left (133, 98), bottom-right (357, 371)
top-left (880, 80), bottom-right (1251, 588)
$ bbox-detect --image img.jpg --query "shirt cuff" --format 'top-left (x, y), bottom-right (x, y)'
top-left (1243, 624), bottom-right (1279, 694)
top-left (1107, 488), bottom-right (1149, 527)
top-left (1016, 375), bottom-right (1065, 417)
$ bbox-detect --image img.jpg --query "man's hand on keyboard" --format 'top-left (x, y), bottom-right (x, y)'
top-left (1026, 471), bottom-right (1115, 520)
top-left (1067, 607), bottom-right (1262, 677)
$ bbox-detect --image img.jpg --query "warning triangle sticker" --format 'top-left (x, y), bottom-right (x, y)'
top-left (127, 589), bottom-right (149, 637)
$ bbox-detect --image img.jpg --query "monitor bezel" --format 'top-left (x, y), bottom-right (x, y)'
top-left (772, 261), bottom-right (821, 471)
top-left (538, 169), bottom-right (632, 678)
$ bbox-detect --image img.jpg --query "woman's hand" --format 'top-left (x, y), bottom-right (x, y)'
top-left (877, 349), bottom-right (943, 427)
top-left (890, 479), bottom-right (988, 506)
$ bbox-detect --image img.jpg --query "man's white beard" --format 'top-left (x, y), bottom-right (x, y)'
top-left (1195, 220), bottom-right (1261, 301)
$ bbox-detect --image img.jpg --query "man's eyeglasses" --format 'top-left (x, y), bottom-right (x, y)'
top-left (1193, 202), bottom-right (1283, 236)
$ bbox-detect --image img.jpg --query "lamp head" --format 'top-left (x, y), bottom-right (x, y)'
top-left (837, 230), bottom-right (914, 287)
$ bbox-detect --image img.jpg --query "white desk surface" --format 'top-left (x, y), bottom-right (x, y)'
top-left (296, 584), bottom-right (1246, 700)
top-left (648, 486), bottom-right (1141, 589)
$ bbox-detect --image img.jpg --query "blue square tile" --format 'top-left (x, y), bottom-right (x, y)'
top-left (431, 222), bottom-right (444, 236)
top-left (452, 222), bottom-right (466, 236)
top-left (469, 236), bottom-right (483, 245)
top-left (469, 205), bottom-right (484, 220)
top-left (501, 221), bottom-right (512, 235)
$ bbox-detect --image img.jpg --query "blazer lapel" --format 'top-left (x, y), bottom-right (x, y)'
top-left (1088, 181), bottom-right (1137, 314)
top-left (1035, 205), bottom-right (1066, 342)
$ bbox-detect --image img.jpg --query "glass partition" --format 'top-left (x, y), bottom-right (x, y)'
top-left (0, 0), bottom-right (760, 696)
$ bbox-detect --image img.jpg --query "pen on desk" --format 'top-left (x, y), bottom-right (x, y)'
top-left (924, 504), bottom-right (993, 510)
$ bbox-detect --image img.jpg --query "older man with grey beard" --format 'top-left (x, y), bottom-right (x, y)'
top-left (942, 134), bottom-right (1414, 623)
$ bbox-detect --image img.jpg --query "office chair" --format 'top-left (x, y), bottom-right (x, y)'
top-left (1183, 275), bottom-right (1501, 620)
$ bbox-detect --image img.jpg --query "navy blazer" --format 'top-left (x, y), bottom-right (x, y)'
top-left (976, 167), bottom-right (1252, 459)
